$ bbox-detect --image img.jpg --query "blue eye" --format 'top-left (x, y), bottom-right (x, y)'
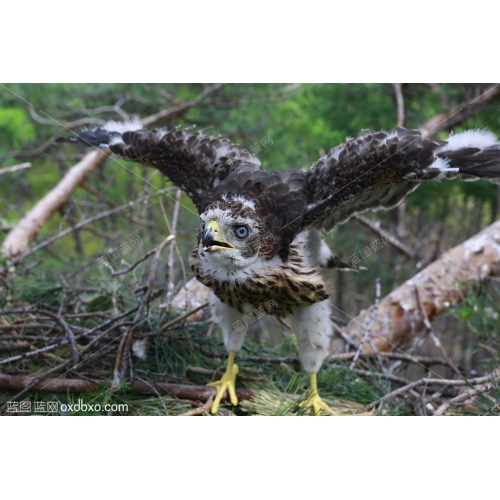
top-left (234, 225), bottom-right (249, 239)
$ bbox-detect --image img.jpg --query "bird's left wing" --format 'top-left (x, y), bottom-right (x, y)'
top-left (59, 120), bottom-right (261, 212)
top-left (304, 127), bottom-right (500, 230)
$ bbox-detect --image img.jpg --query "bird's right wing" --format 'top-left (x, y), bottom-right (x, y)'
top-left (59, 120), bottom-right (262, 212)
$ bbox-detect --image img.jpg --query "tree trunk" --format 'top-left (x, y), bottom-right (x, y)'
top-left (332, 220), bottom-right (500, 354)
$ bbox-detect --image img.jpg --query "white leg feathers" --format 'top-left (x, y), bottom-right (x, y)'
top-left (209, 292), bottom-right (247, 353)
top-left (288, 301), bottom-right (333, 373)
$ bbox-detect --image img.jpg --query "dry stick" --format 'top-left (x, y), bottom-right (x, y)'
top-left (36, 308), bottom-right (79, 367)
top-left (112, 235), bottom-right (176, 387)
top-left (350, 278), bottom-right (381, 370)
top-left (179, 398), bottom-right (214, 416)
top-left (393, 83), bottom-right (405, 128)
top-left (134, 376), bottom-right (168, 413)
top-left (8, 192), bottom-right (163, 266)
top-left (360, 371), bottom-right (499, 413)
top-left (1, 150), bottom-right (109, 257)
top-left (1, 134), bottom-right (59, 160)
top-left (0, 306), bottom-right (139, 366)
top-left (352, 368), bottom-right (411, 386)
top-left (63, 212), bottom-right (110, 241)
top-left (0, 314), bottom-right (140, 415)
top-left (0, 323), bottom-right (74, 331)
top-left (414, 285), bottom-right (461, 377)
top-left (420, 84), bottom-right (500, 137)
top-left (79, 180), bottom-right (163, 231)
top-left (166, 189), bottom-right (182, 299)
top-left (137, 303), bottom-right (209, 339)
top-left (0, 341), bottom-right (33, 352)
top-left (0, 372), bottom-right (254, 403)
top-left (28, 106), bottom-right (104, 128)
top-left (433, 382), bottom-right (497, 416)
top-left (482, 400), bottom-right (500, 416)
top-left (108, 247), bottom-right (157, 277)
top-left (0, 359), bottom-right (73, 415)
top-left (352, 215), bottom-right (415, 259)
top-left (141, 83), bottom-right (225, 128)
top-left (158, 195), bottom-right (188, 294)
top-left (159, 303), bottom-right (208, 332)
top-left (0, 162), bottom-right (32, 176)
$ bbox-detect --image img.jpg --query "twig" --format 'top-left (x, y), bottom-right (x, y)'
top-left (352, 215), bottom-right (415, 258)
top-left (37, 308), bottom-right (79, 367)
top-left (414, 285), bottom-right (461, 376)
top-left (0, 358), bottom-right (74, 414)
top-left (112, 235), bottom-right (175, 386)
top-left (142, 83), bottom-right (225, 128)
top-left (482, 400), bottom-right (500, 416)
top-left (0, 306), bottom-right (139, 366)
top-left (0, 134), bottom-right (59, 159)
top-left (79, 180), bottom-right (164, 231)
top-left (350, 278), bottom-right (381, 370)
top-left (0, 162), bottom-right (32, 176)
top-left (28, 105), bottom-right (105, 128)
top-left (166, 189), bottom-right (182, 299)
top-left (420, 84), bottom-right (500, 137)
top-left (0, 373), bottom-right (254, 404)
top-left (178, 398), bottom-right (214, 416)
top-left (352, 368), bottom-right (411, 386)
top-left (360, 371), bottom-right (499, 413)
top-left (107, 247), bottom-right (158, 276)
top-left (8, 191), bottom-right (165, 265)
top-left (392, 83), bottom-right (405, 127)
top-left (433, 382), bottom-right (497, 416)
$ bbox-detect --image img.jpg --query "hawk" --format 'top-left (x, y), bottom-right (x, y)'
top-left (66, 121), bottom-right (500, 414)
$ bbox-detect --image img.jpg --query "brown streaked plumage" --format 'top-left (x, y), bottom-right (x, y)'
top-left (63, 122), bottom-right (500, 414)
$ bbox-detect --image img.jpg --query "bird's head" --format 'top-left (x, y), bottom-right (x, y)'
top-left (198, 198), bottom-right (269, 269)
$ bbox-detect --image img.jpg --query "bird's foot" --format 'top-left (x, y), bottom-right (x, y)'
top-left (300, 372), bottom-right (335, 415)
top-left (207, 352), bottom-right (239, 414)
top-left (300, 393), bottom-right (335, 415)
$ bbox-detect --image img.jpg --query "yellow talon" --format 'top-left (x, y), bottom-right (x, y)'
top-left (300, 373), bottom-right (335, 415)
top-left (207, 351), bottom-right (239, 414)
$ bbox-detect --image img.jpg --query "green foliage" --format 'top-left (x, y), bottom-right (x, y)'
top-left (13, 280), bottom-right (65, 306)
top-left (0, 108), bottom-right (35, 152)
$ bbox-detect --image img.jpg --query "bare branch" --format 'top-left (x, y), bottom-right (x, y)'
top-left (1, 150), bottom-right (109, 258)
top-left (352, 214), bottom-right (415, 258)
top-left (0, 372), bottom-right (254, 405)
top-left (142, 83), bottom-right (225, 128)
top-left (361, 370), bottom-right (499, 413)
top-left (28, 105), bottom-right (105, 128)
top-left (0, 162), bottom-right (32, 176)
top-left (392, 83), bottom-right (405, 127)
top-left (420, 84), bottom-right (500, 137)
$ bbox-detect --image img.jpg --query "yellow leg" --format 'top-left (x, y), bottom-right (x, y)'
top-left (207, 351), bottom-right (239, 414)
top-left (301, 373), bottom-right (335, 415)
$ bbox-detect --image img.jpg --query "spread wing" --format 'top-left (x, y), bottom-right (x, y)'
top-left (60, 121), bottom-right (262, 212)
top-left (304, 128), bottom-right (500, 230)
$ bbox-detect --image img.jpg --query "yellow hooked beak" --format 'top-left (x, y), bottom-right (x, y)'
top-left (201, 221), bottom-right (235, 252)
